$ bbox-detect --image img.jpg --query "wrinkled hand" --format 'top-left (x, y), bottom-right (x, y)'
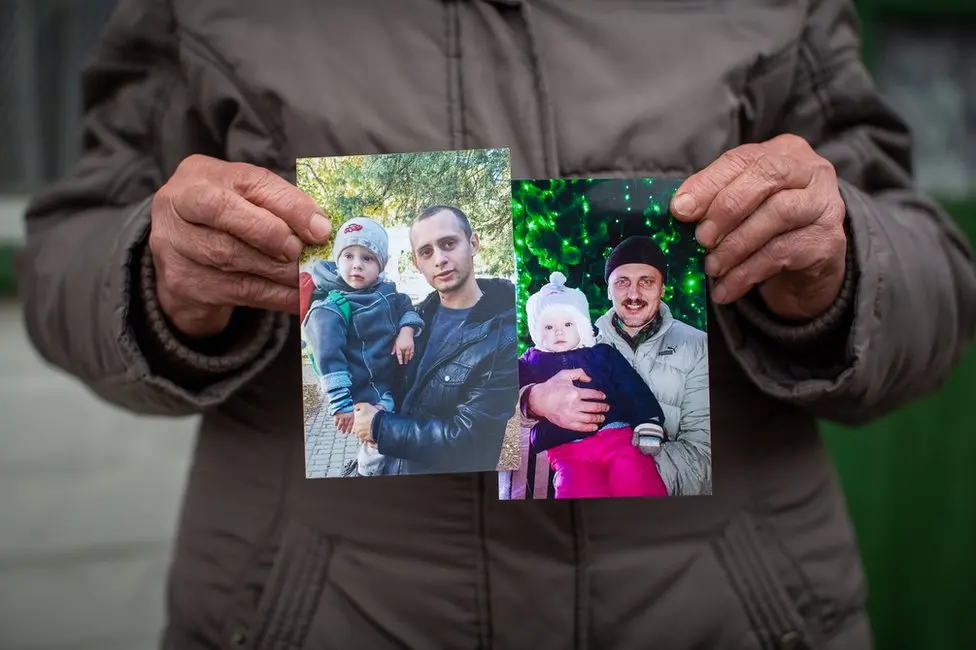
top-left (392, 327), bottom-right (415, 365)
top-left (352, 402), bottom-right (379, 447)
top-left (526, 368), bottom-right (609, 433)
top-left (150, 154), bottom-right (332, 338)
top-left (333, 411), bottom-right (354, 435)
top-left (671, 134), bottom-right (847, 321)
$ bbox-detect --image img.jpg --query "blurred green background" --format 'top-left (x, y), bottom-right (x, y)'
top-left (821, 2), bottom-right (976, 648)
top-left (824, 205), bottom-right (975, 650)
top-left (511, 178), bottom-right (706, 357)
top-left (0, 1), bottom-right (973, 649)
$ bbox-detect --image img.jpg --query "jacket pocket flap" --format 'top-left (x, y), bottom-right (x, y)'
top-left (433, 361), bottom-right (474, 386)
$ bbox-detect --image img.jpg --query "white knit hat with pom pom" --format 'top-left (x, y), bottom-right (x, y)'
top-left (526, 271), bottom-right (596, 351)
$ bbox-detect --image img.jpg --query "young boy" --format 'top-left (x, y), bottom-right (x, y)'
top-left (519, 272), bottom-right (668, 498)
top-left (302, 216), bottom-right (424, 476)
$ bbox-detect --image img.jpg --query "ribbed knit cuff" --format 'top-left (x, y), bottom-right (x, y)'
top-left (134, 240), bottom-right (279, 382)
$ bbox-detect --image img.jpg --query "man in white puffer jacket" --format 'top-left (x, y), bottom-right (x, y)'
top-left (507, 235), bottom-right (711, 498)
top-left (594, 234), bottom-right (710, 496)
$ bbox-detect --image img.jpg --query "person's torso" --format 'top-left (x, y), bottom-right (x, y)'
top-left (410, 303), bottom-right (472, 392)
top-left (402, 293), bottom-right (514, 426)
top-left (149, 3), bottom-right (870, 647)
top-left (156, 0), bottom-right (804, 184)
top-left (597, 307), bottom-right (707, 439)
top-left (309, 275), bottom-right (405, 401)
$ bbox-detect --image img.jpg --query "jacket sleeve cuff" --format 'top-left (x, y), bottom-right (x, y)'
top-left (518, 383), bottom-right (540, 427)
top-left (371, 410), bottom-right (387, 448)
top-left (320, 371), bottom-right (354, 415)
top-left (125, 214), bottom-right (291, 401)
top-left (399, 310), bottom-right (425, 337)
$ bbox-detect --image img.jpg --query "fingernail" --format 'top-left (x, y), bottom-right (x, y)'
top-left (283, 235), bottom-right (304, 261)
top-left (309, 213), bottom-right (331, 240)
top-left (712, 284), bottom-right (728, 303)
top-left (696, 220), bottom-right (717, 247)
top-left (672, 193), bottom-right (697, 217)
top-left (704, 254), bottom-right (721, 277)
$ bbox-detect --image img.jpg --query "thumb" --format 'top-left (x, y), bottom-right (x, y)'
top-left (562, 368), bottom-right (591, 383)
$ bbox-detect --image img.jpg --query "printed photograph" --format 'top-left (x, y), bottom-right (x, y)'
top-left (499, 178), bottom-right (712, 500)
top-left (297, 148), bottom-right (522, 479)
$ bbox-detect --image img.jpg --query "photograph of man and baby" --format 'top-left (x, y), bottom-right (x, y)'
top-left (298, 148), bottom-right (521, 479)
top-left (499, 178), bottom-right (712, 500)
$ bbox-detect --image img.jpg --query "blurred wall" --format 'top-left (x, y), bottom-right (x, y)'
top-left (823, 3), bottom-right (976, 648)
top-left (0, 3), bottom-right (198, 649)
top-left (0, 303), bottom-right (198, 649)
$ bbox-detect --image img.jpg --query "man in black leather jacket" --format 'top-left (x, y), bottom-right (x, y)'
top-left (351, 205), bottom-right (519, 475)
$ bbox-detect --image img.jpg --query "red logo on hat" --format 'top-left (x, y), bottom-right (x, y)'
top-left (343, 223), bottom-right (363, 233)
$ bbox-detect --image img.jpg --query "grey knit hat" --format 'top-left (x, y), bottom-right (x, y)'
top-left (332, 216), bottom-right (390, 270)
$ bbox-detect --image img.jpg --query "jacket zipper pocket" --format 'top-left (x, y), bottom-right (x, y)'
top-left (712, 512), bottom-right (814, 649)
top-left (408, 331), bottom-right (492, 403)
top-left (244, 521), bottom-right (337, 650)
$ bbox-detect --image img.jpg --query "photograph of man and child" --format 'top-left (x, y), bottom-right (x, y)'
top-left (298, 150), bottom-right (711, 499)
top-left (298, 148), bottom-right (521, 479)
top-left (501, 178), bottom-right (712, 500)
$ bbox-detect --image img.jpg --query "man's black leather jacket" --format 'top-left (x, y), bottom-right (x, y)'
top-left (371, 278), bottom-right (518, 475)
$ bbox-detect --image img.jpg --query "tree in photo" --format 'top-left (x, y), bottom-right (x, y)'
top-left (296, 149), bottom-right (514, 277)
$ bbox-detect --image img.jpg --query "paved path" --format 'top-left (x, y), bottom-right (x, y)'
top-left (303, 394), bottom-right (361, 479)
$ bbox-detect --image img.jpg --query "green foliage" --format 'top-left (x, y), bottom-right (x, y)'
top-left (397, 249), bottom-right (413, 274)
top-left (296, 149), bottom-right (514, 276)
top-left (514, 178), bottom-right (707, 357)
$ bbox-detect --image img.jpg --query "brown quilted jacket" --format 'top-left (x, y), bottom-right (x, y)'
top-left (17, 1), bottom-right (976, 648)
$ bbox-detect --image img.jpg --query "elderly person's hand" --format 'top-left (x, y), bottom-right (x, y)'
top-left (149, 154), bottom-right (332, 338)
top-left (670, 133), bottom-right (848, 321)
top-left (525, 369), bottom-right (610, 433)
top-left (352, 402), bottom-right (380, 447)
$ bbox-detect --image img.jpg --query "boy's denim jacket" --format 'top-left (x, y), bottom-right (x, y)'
top-left (302, 261), bottom-right (424, 415)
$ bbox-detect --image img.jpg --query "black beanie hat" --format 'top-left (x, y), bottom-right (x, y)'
top-left (605, 235), bottom-right (668, 283)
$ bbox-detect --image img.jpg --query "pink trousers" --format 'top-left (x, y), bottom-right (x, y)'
top-left (545, 426), bottom-right (668, 499)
